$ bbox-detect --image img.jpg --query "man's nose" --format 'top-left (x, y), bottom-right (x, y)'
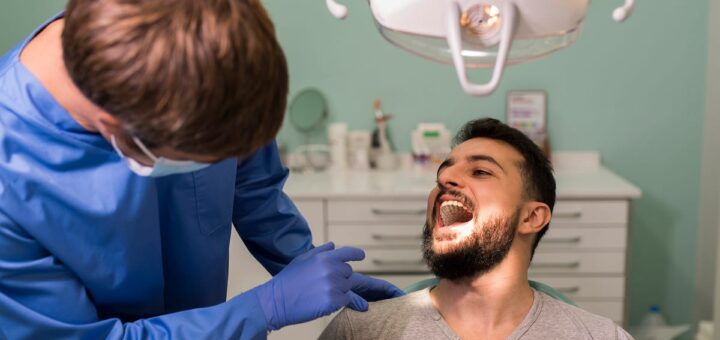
top-left (438, 166), bottom-right (464, 188)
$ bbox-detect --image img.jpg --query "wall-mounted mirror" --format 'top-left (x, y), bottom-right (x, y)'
top-left (287, 88), bottom-right (329, 172)
top-left (289, 88), bottom-right (328, 138)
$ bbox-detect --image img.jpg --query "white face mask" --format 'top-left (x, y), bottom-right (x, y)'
top-left (111, 135), bottom-right (211, 177)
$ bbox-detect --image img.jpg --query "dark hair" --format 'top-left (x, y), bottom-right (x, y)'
top-left (62, 0), bottom-right (288, 157)
top-left (454, 118), bottom-right (556, 258)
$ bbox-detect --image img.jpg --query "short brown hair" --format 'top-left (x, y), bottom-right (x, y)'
top-left (62, 0), bottom-right (288, 156)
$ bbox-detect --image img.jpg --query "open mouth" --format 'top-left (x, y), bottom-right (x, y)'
top-left (439, 200), bottom-right (474, 227)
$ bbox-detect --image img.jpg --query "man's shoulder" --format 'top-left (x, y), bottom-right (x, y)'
top-left (319, 289), bottom-right (439, 340)
top-left (343, 289), bottom-right (428, 322)
top-left (534, 292), bottom-right (633, 339)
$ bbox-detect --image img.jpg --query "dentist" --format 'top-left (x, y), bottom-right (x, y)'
top-left (0, 0), bottom-right (402, 339)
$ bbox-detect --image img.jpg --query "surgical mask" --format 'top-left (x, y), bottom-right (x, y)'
top-left (111, 135), bottom-right (211, 177)
top-left (326, 0), bottom-right (635, 96)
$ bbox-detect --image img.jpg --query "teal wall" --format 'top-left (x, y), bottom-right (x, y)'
top-left (0, 0), bottom-right (709, 330)
top-left (0, 2), bottom-right (66, 52)
top-left (263, 0), bottom-right (709, 328)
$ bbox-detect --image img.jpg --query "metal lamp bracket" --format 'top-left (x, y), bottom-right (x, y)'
top-left (446, 0), bottom-right (517, 96)
top-left (326, 0), bottom-right (348, 19)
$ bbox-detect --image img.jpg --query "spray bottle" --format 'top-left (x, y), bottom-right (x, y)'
top-left (370, 99), bottom-right (396, 170)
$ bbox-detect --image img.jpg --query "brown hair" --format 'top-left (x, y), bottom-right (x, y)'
top-left (62, 0), bottom-right (288, 156)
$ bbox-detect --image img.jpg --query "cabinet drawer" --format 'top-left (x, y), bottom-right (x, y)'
top-left (328, 200), bottom-right (427, 223)
top-left (536, 227), bottom-right (627, 251)
top-left (530, 251), bottom-right (625, 274)
top-left (529, 276), bottom-right (625, 299)
top-left (353, 249), bottom-right (427, 273)
top-left (574, 300), bottom-right (624, 324)
top-left (329, 223), bottom-right (423, 247)
top-left (553, 200), bottom-right (629, 225)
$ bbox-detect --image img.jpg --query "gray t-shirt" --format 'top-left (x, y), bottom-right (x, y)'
top-left (319, 288), bottom-right (633, 340)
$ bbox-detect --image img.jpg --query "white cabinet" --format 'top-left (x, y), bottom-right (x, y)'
top-left (532, 199), bottom-right (631, 324)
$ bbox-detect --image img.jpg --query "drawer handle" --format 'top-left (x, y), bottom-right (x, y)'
top-left (371, 234), bottom-right (424, 241)
top-left (371, 208), bottom-right (426, 216)
top-left (372, 259), bottom-right (425, 266)
top-left (531, 261), bottom-right (581, 269)
top-left (554, 211), bottom-right (583, 219)
top-left (542, 237), bottom-right (582, 244)
top-left (555, 286), bottom-right (581, 294)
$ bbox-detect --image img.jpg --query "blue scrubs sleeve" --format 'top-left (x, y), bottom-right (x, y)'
top-left (232, 142), bottom-right (313, 275)
top-left (0, 211), bottom-right (268, 340)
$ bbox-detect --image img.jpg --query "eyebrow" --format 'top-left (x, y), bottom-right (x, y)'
top-left (436, 154), bottom-right (506, 176)
top-left (467, 154), bottom-right (505, 173)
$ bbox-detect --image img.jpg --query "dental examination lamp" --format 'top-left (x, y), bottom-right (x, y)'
top-left (325, 0), bottom-right (636, 97)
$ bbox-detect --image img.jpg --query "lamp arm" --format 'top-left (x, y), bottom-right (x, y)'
top-left (445, 0), bottom-right (517, 96)
top-left (326, 0), bottom-right (349, 19)
top-left (613, 0), bottom-right (635, 22)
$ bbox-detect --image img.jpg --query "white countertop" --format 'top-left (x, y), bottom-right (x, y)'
top-left (285, 167), bottom-right (642, 200)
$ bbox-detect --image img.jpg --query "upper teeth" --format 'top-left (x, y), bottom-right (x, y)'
top-left (441, 200), bottom-right (469, 211)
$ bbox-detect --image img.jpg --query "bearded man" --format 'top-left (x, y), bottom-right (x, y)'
top-left (319, 118), bottom-right (633, 340)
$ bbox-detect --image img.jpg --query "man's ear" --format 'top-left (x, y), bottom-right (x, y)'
top-left (517, 202), bottom-right (551, 236)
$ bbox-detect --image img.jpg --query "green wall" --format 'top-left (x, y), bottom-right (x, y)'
top-left (0, 2), bottom-right (66, 52)
top-left (263, 0), bottom-right (709, 328)
top-left (0, 0), bottom-right (709, 330)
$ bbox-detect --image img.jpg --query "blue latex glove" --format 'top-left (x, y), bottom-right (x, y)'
top-left (349, 272), bottom-right (405, 302)
top-left (252, 242), bottom-right (403, 331)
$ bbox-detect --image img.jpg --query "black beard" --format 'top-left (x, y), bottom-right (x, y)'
top-left (422, 210), bottom-right (520, 282)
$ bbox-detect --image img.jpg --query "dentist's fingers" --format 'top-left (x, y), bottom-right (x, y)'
top-left (326, 246), bottom-right (366, 264)
top-left (345, 291), bottom-right (369, 312)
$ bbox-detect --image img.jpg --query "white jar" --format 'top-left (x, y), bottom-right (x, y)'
top-left (328, 123), bottom-right (348, 170)
top-left (348, 130), bottom-right (371, 170)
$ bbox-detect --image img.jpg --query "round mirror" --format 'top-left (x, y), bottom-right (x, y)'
top-left (289, 88), bottom-right (328, 133)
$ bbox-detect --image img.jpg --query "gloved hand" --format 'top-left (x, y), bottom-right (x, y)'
top-left (253, 242), bottom-right (387, 331)
top-left (348, 272), bottom-right (404, 302)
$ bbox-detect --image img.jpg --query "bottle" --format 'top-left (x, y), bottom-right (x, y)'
top-left (636, 304), bottom-right (667, 339)
top-left (348, 130), bottom-right (371, 170)
top-left (640, 305), bottom-right (667, 329)
top-left (327, 123), bottom-right (348, 171)
top-left (370, 100), bottom-right (396, 170)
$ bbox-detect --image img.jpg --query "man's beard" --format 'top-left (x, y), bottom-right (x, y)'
top-left (422, 209), bottom-right (520, 282)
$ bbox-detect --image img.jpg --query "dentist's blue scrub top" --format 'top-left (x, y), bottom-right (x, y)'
top-left (0, 16), bottom-right (312, 340)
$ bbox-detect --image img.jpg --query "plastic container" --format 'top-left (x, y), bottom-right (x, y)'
top-left (695, 320), bottom-right (714, 340)
top-left (640, 305), bottom-right (667, 329)
top-left (411, 123), bottom-right (451, 171)
top-left (348, 130), bottom-right (371, 170)
top-left (633, 304), bottom-right (668, 339)
top-left (328, 123), bottom-right (348, 170)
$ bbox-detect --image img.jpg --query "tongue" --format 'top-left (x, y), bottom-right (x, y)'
top-left (440, 205), bottom-right (473, 226)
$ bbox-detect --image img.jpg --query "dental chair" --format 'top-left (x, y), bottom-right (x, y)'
top-left (403, 278), bottom-right (577, 306)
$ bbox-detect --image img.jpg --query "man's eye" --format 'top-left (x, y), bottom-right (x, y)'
top-left (472, 170), bottom-right (490, 177)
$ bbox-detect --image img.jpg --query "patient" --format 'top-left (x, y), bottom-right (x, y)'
top-left (320, 118), bottom-right (633, 340)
